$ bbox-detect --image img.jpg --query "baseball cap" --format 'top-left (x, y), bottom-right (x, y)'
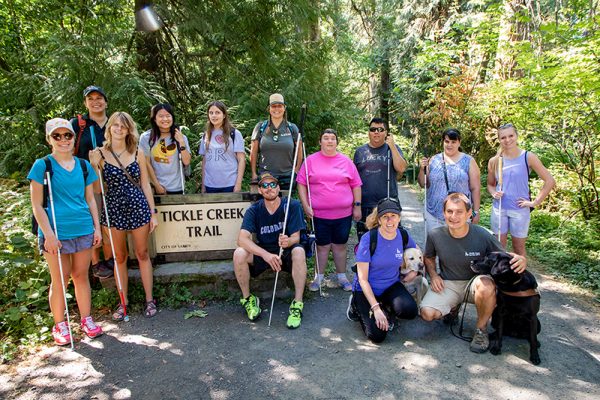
top-left (83, 85), bottom-right (107, 101)
top-left (258, 172), bottom-right (279, 185)
top-left (269, 93), bottom-right (285, 106)
top-left (376, 198), bottom-right (402, 218)
top-left (45, 118), bottom-right (76, 137)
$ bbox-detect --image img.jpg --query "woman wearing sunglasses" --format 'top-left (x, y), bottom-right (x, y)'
top-left (198, 101), bottom-right (245, 193)
top-left (140, 103), bottom-right (191, 194)
top-left (297, 129), bottom-right (362, 292)
top-left (249, 93), bottom-right (302, 190)
top-left (28, 118), bottom-right (103, 345)
top-left (417, 128), bottom-right (481, 233)
top-left (90, 112), bottom-right (159, 319)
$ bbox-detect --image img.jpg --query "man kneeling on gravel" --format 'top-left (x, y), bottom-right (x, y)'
top-left (233, 173), bottom-right (307, 328)
top-left (420, 192), bottom-right (527, 353)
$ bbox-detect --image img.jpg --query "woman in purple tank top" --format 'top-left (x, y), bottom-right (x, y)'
top-left (487, 124), bottom-right (555, 256)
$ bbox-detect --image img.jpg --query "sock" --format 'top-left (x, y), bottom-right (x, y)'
top-left (337, 273), bottom-right (349, 283)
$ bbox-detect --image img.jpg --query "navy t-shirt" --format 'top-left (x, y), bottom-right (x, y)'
top-left (241, 197), bottom-right (305, 253)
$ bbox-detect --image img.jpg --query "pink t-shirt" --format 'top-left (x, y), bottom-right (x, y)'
top-left (296, 151), bottom-right (362, 219)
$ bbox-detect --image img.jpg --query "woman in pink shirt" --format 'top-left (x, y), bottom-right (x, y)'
top-left (297, 129), bottom-right (362, 291)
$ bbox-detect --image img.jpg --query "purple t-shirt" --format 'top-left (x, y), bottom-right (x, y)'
top-left (296, 151), bottom-right (362, 220)
top-left (353, 229), bottom-right (417, 296)
top-left (492, 150), bottom-right (530, 211)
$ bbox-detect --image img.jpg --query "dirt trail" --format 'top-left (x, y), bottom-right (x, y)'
top-left (1, 184), bottom-right (599, 400)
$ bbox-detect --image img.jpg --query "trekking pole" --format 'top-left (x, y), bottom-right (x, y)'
top-left (497, 155), bottom-right (503, 240)
top-left (386, 143), bottom-right (391, 200)
top-left (177, 126), bottom-right (189, 195)
top-left (46, 171), bottom-right (75, 350)
top-left (268, 104), bottom-right (306, 326)
top-left (302, 139), bottom-right (322, 297)
top-left (423, 162), bottom-right (428, 244)
top-left (97, 165), bottom-right (129, 322)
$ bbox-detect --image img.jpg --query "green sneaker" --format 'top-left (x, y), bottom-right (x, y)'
top-left (287, 300), bottom-right (304, 329)
top-left (240, 294), bottom-right (261, 321)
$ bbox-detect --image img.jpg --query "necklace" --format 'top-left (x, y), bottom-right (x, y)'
top-left (113, 148), bottom-right (127, 159)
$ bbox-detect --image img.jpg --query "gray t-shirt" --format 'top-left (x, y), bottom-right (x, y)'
top-left (251, 120), bottom-right (298, 179)
top-left (198, 128), bottom-right (245, 188)
top-left (353, 143), bottom-right (405, 208)
top-left (425, 224), bottom-right (504, 280)
top-left (139, 130), bottom-right (190, 192)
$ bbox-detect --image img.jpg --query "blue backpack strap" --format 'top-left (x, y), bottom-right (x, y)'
top-left (256, 120), bottom-right (269, 142)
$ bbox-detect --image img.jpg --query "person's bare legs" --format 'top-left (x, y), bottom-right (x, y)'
top-left (474, 276), bottom-right (496, 330)
top-left (511, 236), bottom-right (527, 257)
top-left (233, 247), bottom-right (253, 298)
top-left (315, 244), bottom-right (330, 275)
top-left (291, 247), bottom-right (307, 302)
top-left (331, 243), bottom-right (347, 273)
top-left (110, 228), bottom-right (130, 303)
top-left (45, 252), bottom-right (72, 323)
top-left (131, 224), bottom-right (153, 302)
top-left (420, 307), bottom-right (442, 322)
top-left (70, 249), bottom-right (93, 317)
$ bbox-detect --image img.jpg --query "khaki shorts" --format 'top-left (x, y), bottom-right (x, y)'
top-left (420, 275), bottom-right (492, 316)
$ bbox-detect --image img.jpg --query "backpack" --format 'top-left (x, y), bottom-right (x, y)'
top-left (73, 114), bottom-right (88, 156)
top-left (31, 156), bottom-right (89, 235)
top-left (256, 120), bottom-right (299, 143)
top-left (351, 227), bottom-right (409, 273)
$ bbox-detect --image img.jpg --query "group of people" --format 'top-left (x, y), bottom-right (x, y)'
top-left (30, 87), bottom-right (554, 353)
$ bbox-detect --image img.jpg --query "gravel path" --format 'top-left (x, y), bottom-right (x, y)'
top-left (1, 184), bottom-right (599, 400)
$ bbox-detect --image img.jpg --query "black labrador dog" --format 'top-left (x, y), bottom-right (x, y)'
top-left (471, 251), bottom-right (541, 365)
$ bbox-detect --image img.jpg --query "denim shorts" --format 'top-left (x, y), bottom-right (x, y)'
top-left (205, 186), bottom-right (235, 193)
top-left (491, 207), bottom-right (531, 238)
top-left (314, 215), bottom-right (352, 246)
top-left (38, 233), bottom-right (94, 254)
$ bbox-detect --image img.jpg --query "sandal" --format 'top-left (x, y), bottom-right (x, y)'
top-left (112, 304), bottom-right (126, 321)
top-left (144, 299), bottom-right (158, 318)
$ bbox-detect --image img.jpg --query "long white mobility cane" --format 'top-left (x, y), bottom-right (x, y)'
top-left (268, 105), bottom-right (306, 326)
top-left (386, 145), bottom-right (391, 200)
top-left (97, 166), bottom-right (129, 322)
top-left (497, 155), bottom-right (504, 240)
top-left (46, 171), bottom-right (75, 349)
top-left (177, 126), bottom-right (189, 195)
top-left (302, 139), bottom-right (322, 297)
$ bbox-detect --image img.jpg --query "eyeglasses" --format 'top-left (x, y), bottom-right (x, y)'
top-left (50, 132), bottom-right (74, 141)
top-left (160, 138), bottom-right (177, 153)
top-left (260, 182), bottom-right (278, 189)
top-left (369, 127), bottom-right (386, 133)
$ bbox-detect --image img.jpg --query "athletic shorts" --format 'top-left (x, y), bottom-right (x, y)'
top-left (314, 215), bottom-right (352, 246)
top-left (250, 244), bottom-right (303, 277)
top-left (419, 275), bottom-right (493, 316)
top-left (38, 233), bottom-right (94, 255)
top-left (205, 186), bottom-right (234, 193)
top-left (490, 207), bottom-right (530, 238)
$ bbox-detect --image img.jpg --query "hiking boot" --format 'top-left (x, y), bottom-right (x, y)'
top-left (308, 278), bottom-right (322, 292)
top-left (287, 300), bottom-right (304, 329)
top-left (346, 294), bottom-right (360, 322)
top-left (240, 294), bottom-right (261, 321)
top-left (91, 259), bottom-right (114, 278)
top-left (52, 321), bottom-right (71, 346)
top-left (81, 316), bottom-right (103, 339)
top-left (470, 328), bottom-right (489, 353)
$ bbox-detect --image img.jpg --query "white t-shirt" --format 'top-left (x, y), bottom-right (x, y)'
top-left (198, 129), bottom-right (244, 188)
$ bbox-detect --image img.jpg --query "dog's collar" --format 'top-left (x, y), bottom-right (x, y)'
top-left (500, 288), bottom-right (539, 297)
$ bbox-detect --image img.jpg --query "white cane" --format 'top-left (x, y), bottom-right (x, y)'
top-left (423, 163), bottom-right (428, 241)
top-left (46, 171), bottom-right (75, 349)
top-left (97, 165), bottom-right (129, 322)
top-left (302, 140), bottom-right (322, 297)
top-left (386, 146), bottom-right (391, 200)
top-left (497, 156), bottom-right (504, 240)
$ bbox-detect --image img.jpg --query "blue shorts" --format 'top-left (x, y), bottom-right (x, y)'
top-left (38, 233), bottom-right (94, 254)
top-left (491, 207), bottom-right (531, 238)
top-left (205, 186), bottom-right (234, 193)
top-left (314, 215), bottom-right (352, 246)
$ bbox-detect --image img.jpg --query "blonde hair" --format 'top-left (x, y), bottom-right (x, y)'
top-left (104, 111), bottom-right (139, 154)
top-left (489, 124), bottom-right (519, 179)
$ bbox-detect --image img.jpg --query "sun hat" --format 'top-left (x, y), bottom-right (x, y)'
top-left (45, 118), bottom-right (76, 137)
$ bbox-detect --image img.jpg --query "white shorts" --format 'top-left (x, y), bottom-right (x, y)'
top-left (419, 276), bottom-right (492, 316)
top-left (490, 207), bottom-right (530, 238)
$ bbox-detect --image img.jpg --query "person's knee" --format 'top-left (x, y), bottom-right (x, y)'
top-left (476, 278), bottom-right (496, 299)
top-left (134, 247), bottom-right (150, 262)
top-left (420, 306), bottom-right (441, 321)
top-left (367, 330), bottom-right (386, 344)
top-left (233, 247), bottom-right (250, 267)
top-left (291, 247), bottom-right (306, 266)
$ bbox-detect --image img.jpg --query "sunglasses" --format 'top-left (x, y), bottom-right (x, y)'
top-left (160, 138), bottom-right (177, 153)
top-left (260, 182), bottom-right (278, 189)
top-left (499, 123), bottom-right (515, 129)
top-left (369, 127), bottom-right (386, 133)
top-left (50, 132), bottom-right (75, 141)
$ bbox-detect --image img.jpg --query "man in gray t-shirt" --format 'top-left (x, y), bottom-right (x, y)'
top-left (353, 118), bottom-right (407, 239)
top-left (420, 193), bottom-right (527, 354)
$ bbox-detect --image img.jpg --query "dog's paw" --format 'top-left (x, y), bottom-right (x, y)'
top-left (490, 345), bottom-right (502, 356)
top-left (530, 352), bottom-right (541, 365)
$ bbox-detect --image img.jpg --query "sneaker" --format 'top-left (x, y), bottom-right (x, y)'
top-left (346, 294), bottom-right (360, 322)
top-left (91, 260), bottom-right (114, 278)
top-left (81, 316), bottom-right (103, 339)
top-left (308, 278), bottom-right (321, 292)
top-left (338, 279), bottom-right (352, 292)
top-left (443, 306), bottom-right (459, 325)
top-left (240, 294), bottom-right (261, 321)
top-left (470, 328), bottom-right (490, 353)
top-left (52, 321), bottom-right (71, 346)
top-left (287, 300), bottom-right (304, 329)
top-left (387, 318), bottom-right (395, 332)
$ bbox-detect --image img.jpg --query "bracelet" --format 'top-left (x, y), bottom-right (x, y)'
top-left (370, 303), bottom-right (380, 311)
top-left (151, 208), bottom-right (158, 214)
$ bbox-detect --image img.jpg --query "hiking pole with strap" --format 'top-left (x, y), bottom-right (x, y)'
top-left (386, 142), bottom-right (391, 200)
top-left (97, 163), bottom-right (129, 322)
top-left (497, 155), bottom-right (503, 239)
top-left (302, 135), bottom-right (322, 297)
top-left (268, 104), bottom-right (306, 326)
top-left (46, 171), bottom-right (75, 349)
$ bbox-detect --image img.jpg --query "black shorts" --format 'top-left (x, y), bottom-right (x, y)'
top-left (314, 215), bottom-right (352, 246)
top-left (250, 244), bottom-right (302, 277)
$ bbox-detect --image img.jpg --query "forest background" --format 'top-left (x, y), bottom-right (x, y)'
top-left (0, 0), bottom-right (599, 359)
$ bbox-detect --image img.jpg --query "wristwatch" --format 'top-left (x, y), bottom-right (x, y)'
top-left (472, 210), bottom-right (479, 218)
top-left (179, 146), bottom-right (187, 151)
top-left (354, 201), bottom-right (361, 207)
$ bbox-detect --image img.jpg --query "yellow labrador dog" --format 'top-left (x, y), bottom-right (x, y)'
top-left (401, 247), bottom-right (428, 307)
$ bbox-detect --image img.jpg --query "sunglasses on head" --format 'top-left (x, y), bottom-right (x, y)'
top-left (50, 132), bottom-right (74, 141)
top-left (159, 138), bottom-right (177, 153)
top-left (260, 181), bottom-right (278, 189)
top-left (369, 126), bottom-right (386, 133)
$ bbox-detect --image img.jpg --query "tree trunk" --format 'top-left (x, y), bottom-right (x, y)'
top-left (494, 0), bottom-right (530, 79)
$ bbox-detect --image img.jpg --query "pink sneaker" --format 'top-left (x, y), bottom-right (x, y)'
top-left (81, 316), bottom-right (103, 339)
top-left (52, 321), bottom-right (71, 346)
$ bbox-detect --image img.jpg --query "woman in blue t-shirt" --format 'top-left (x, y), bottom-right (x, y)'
top-left (28, 118), bottom-right (104, 346)
top-left (349, 198), bottom-right (419, 343)
top-left (198, 101), bottom-right (245, 193)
